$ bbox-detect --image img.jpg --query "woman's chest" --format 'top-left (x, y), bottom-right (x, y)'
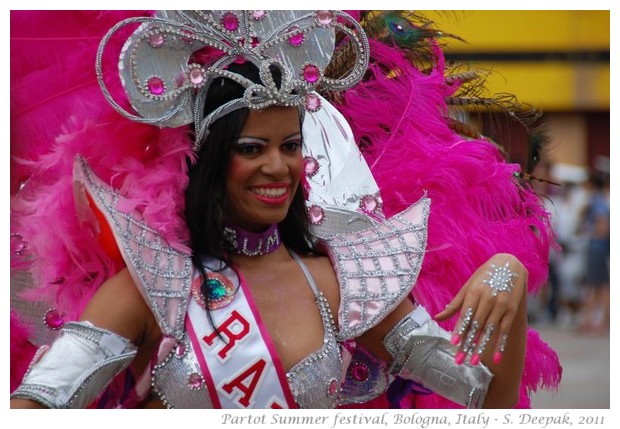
top-left (149, 261), bottom-right (342, 408)
top-left (150, 297), bottom-right (342, 408)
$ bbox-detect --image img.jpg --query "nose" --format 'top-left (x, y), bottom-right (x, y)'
top-left (260, 149), bottom-right (288, 177)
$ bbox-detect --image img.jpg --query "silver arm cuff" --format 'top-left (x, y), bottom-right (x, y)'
top-left (11, 321), bottom-right (137, 408)
top-left (383, 306), bottom-right (493, 408)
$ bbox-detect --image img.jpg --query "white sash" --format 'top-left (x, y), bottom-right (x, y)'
top-left (186, 263), bottom-right (297, 409)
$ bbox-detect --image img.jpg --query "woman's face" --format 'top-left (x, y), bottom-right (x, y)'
top-left (223, 106), bottom-right (303, 232)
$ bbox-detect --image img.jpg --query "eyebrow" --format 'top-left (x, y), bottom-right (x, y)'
top-left (237, 132), bottom-right (302, 142)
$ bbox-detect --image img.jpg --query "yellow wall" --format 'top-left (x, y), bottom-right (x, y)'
top-left (422, 11), bottom-right (610, 111)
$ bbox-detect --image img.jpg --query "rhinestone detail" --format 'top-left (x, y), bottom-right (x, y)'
top-left (188, 372), bottom-right (204, 389)
top-left (43, 308), bottom-right (65, 330)
top-left (316, 10), bottom-right (334, 26)
top-left (351, 362), bottom-right (370, 381)
top-left (308, 204), bottom-right (325, 225)
top-left (304, 156), bottom-right (320, 177)
top-left (288, 26), bottom-right (305, 47)
top-left (221, 12), bottom-right (239, 32)
top-left (146, 76), bottom-right (165, 95)
top-left (305, 93), bottom-right (321, 112)
top-left (360, 194), bottom-right (380, 214)
top-left (302, 64), bottom-right (321, 83)
top-left (148, 32), bottom-right (165, 48)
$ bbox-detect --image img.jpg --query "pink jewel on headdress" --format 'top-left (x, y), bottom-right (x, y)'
top-left (11, 232), bottom-right (27, 255)
top-left (303, 156), bottom-right (320, 177)
top-left (148, 33), bottom-right (165, 48)
top-left (351, 362), bottom-right (370, 382)
top-left (187, 65), bottom-right (205, 86)
top-left (302, 64), bottom-right (321, 83)
top-left (43, 308), bottom-right (65, 330)
top-left (252, 10), bottom-right (267, 20)
top-left (221, 12), bottom-right (239, 32)
top-left (316, 10), bottom-right (334, 26)
top-left (308, 205), bottom-right (325, 225)
top-left (305, 93), bottom-right (321, 112)
top-left (251, 37), bottom-right (260, 48)
top-left (147, 76), bottom-right (165, 96)
top-left (188, 373), bottom-right (204, 389)
top-left (360, 194), bottom-right (379, 214)
top-left (288, 26), bottom-right (304, 47)
top-left (327, 378), bottom-right (339, 396)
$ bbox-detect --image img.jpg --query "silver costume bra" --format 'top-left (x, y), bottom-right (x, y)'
top-left (151, 252), bottom-right (343, 408)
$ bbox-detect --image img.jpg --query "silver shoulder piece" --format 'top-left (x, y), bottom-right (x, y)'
top-left (73, 156), bottom-right (193, 340)
top-left (383, 306), bottom-right (493, 409)
top-left (11, 321), bottom-right (137, 408)
top-left (321, 197), bottom-right (430, 341)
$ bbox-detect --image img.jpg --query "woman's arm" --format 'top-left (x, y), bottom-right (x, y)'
top-left (434, 253), bottom-right (527, 408)
top-left (79, 268), bottom-right (162, 370)
top-left (357, 253), bottom-right (527, 409)
top-left (10, 268), bottom-right (160, 409)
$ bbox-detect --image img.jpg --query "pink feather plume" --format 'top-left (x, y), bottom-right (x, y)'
top-left (335, 37), bottom-right (560, 408)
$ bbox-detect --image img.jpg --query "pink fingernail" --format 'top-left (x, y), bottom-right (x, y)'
top-left (450, 333), bottom-right (460, 345)
top-left (493, 351), bottom-right (503, 365)
top-left (471, 354), bottom-right (481, 365)
top-left (455, 351), bottom-right (466, 365)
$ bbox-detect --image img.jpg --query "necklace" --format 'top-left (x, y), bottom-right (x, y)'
top-left (223, 223), bottom-right (281, 256)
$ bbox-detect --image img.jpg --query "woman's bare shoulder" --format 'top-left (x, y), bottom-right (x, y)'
top-left (80, 267), bottom-right (157, 344)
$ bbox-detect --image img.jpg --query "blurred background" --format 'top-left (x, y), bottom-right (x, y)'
top-left (423, 10), bottom-right (610, 409)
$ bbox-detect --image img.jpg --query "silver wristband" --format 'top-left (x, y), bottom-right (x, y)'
top-left (383, 306), bottom-right (493, 408)
top-left (11, 321), bottom-right (137, 408)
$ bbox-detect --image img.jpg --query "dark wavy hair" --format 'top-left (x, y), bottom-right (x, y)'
top-left (185, 62), bottom-right (318, 282)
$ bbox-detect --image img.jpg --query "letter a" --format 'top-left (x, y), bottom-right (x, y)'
top-left (222, 359), bottom-right (267, 407)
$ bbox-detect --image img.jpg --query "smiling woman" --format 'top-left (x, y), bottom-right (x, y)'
top-left (10, 10), bottom-right (560, 410)
top-left (224, 107), bottom-right (304, 231)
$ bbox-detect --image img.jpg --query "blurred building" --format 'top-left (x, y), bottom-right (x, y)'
top-left (424, 10), bottom-right (610, 181)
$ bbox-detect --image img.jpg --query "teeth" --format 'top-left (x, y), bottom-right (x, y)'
top-left (252, 187), bottom-right (286, 198)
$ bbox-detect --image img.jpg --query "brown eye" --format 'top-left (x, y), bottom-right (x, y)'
top-left (235, 143), bottom-right (262, 155)
top-left (282, 140), bottom-right (302, 152)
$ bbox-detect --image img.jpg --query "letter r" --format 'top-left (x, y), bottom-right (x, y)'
top-left (203, 310), bottom-right (251, 359)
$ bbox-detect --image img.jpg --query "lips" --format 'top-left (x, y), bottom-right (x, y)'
top-left (250, 183), bottom-right (290, 205)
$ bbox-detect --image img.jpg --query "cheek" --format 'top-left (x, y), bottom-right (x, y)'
top-left (227, 157), bottom-right (244, 178)
top-left (226, 156), bottom-right (251, 189)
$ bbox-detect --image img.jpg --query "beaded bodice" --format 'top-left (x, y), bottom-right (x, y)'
top-left (151, 257), bottom-right (342, 409)
top-left (285, 290), bottom-right (342, 408)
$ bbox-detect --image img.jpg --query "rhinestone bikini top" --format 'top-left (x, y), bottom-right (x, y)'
top-left (150, 252), bottom-right (342, 408)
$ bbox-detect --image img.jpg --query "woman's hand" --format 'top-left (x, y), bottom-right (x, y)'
top-left (434, 253), bottom-right (528, 366)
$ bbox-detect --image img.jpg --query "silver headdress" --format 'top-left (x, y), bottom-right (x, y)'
top-left (96, 10), bottom-right (369, 151)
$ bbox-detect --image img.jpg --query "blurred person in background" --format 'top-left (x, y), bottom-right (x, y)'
top-left (577, 171), bottom-right (610, 334)
top-left (532, 162), bottom-right (589, 329)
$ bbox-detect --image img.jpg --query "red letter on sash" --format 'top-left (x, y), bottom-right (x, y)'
top-left (222, 359), bottom-right (267, 407)
top-left (203, 310), bottom-right (250, 360)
